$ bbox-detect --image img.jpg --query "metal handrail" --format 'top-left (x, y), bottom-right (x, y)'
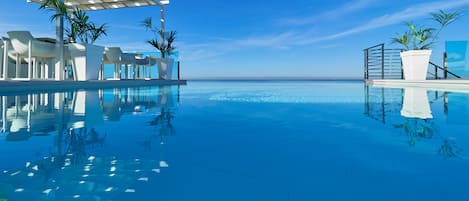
top-left (429, 61), bottom-right (461, 79)
top-left (363, 43), bottom-right (384, 51)
top-left (364, 44), bottom-right (403, 80)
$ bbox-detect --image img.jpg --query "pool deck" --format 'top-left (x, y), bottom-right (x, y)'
top-left (366, 79), bottom-right (469, 93)
top-left (0, 79), bottom-right (187, 93)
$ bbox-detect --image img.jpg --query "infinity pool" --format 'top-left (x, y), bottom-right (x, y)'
top-left (0, 81), bottom-right (468, 201)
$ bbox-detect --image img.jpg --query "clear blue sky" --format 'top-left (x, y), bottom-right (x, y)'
top-left (2, 0), bottom-right (469, 79)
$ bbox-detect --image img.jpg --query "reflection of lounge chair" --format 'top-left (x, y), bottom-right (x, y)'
top-left (7, 31), bottom-right (56, 80)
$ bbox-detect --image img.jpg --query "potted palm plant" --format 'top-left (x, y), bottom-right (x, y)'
top-left (39, 1), bottom-right (108, 80)
top-left (142, 17), bottom-right (177, 80)
top-left (392, 10), bottom-right (460, 81)
top-left (65, 9), bottom-right (107, 80)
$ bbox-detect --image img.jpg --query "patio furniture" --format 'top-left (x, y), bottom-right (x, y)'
top-left (7, 31), bottom-right (56, 80)
top-left (103, 47), bottom-right (138, 80)
top-left (135, 56), bottom-right (157, 80)
top-left (27, 0), bottom-right (171, 79)
top-left (1, 37), bottom-right (30, 80)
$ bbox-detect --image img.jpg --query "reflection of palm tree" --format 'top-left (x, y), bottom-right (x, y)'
top-left (65, 128), bottom-right (88, 165)
top-left (36, 127), bottom-right (107, 181)
top-left (395, 118), bottom-right (435, 146)
top-left (150, 108), bottom-right (175, 137)
top-left (438, 139), bottom-right (462, 159)
top-left (60, 127), bottom-right (106, 166)
top-left (142, 107), bottom-right (175, 151)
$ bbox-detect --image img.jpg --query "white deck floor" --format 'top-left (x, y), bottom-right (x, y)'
top-left (367, 79), bottom-right (469, 93)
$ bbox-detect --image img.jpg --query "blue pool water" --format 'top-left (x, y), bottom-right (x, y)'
top-left (0, 81), bottom-right (468, 201)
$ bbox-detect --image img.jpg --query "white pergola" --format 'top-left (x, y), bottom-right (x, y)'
top-left (26, 0), bottom-right (170, 80)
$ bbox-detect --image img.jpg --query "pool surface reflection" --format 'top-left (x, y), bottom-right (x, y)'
top-left (0, 81), bottom-right (468, 201)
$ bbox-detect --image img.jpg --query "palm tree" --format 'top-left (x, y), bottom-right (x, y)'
top-left (40, 1), bottom-right (108, 44)
top-left (429, 10), bottom-right (461, 44)
top-left (391, 10), bottom-right (461, 50)
top-left (88, 23), bottom-right (108, 44)
top-left (142, 17), bottom-right (177, 58)
top-left (39, 0), bottom-right (69, 22)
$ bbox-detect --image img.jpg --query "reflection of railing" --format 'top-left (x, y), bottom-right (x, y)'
top-left (364, 85), bottom-right (461, 158)
top-left (364, 85), bottom-right (403, 124)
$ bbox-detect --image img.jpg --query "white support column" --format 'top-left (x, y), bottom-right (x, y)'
top-left (99, 64), bottom-right (103, 80)
top-left (114, 64), bottom-right (117, 79)
top-left (55, 2), bottom-right (65, 81)
top-left (32, 58), bottom-right (37, 80)
top-left (41, 60), bottom-right (45, 79)
top-left (15, 54), bottom-right (20, 79)
top-left (2, 40), bottom-right (8, 80)
top-left (118, 63), bottom-right (122, 79)
top-left (28, 40), bottom-right (32, 80)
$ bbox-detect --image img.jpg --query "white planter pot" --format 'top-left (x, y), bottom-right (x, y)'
top-left (158, 58), bottom-right (174, 80)
top-left (400, 87), bottom-right (433, 119)
top-left (67, 43), bottom-right (104, 81)
top-left (400, 50), bottom-right (432, 81)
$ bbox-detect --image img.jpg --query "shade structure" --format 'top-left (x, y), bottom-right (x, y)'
top-left (27, 0), bottom-right (169, 11)
top-left (26, 0), bottom-right (170, 80)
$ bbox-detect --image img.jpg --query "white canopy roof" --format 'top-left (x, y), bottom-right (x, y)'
top-left (27, 0), bottom-right (170, 11)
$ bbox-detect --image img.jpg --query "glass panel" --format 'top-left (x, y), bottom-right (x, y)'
top-left (446, 41), bottom-right (469, 77)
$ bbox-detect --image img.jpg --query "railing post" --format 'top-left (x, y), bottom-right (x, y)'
top-left (381, 44), bottom-right (384, 79)
top-left (435, 63), bottom-right (438, 80)
top-left (400, 49), bottom-right (404, 79)
top-left (443, 52), bottom-right (448, 79)
top-left (177, 60), bottom-right (180, 80)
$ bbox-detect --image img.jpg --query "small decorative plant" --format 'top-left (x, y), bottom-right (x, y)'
top-left (39, 0), bottom-right (108, 44)
top-left (391, 10), bottom-right (461, 50)
top-left (142, 17), bottom-right (177, 58)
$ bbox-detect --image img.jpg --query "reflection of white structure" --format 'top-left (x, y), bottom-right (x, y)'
top-left (157, 86), bottom-right (175, 107)
top-left (401, 87), bottom-right (433, 119)
top-left (0, 91), bottom-right (105, 139)
top-left (71, 91), bottom-right (104, 129)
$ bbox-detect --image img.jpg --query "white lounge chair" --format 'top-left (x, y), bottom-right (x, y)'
top-left (0, 37), bottom-right (31, 79)
top-left (103, 47), bottom-right (138, 80)
top-left (135, 56), bottom-right (157, 80)
top-left (7, 31), bottom-right (56, 80)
